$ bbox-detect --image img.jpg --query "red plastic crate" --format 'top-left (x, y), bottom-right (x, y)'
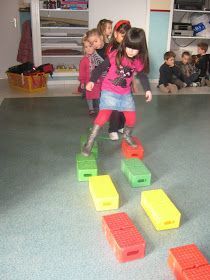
top-left (168, 244), bottom-right (209, 279)
top-left (102, 212), bottom-right (134, 248)
top-left (102, 212), bottom-right (146, 262)
top-left (102, 212), bottom-right (133, 233)
top-left (183, 265), bottom-right (210, 280)
top-left (121, 136), bottom-right (144, 159)
top-left (112, 226), bottom-right (146, 262)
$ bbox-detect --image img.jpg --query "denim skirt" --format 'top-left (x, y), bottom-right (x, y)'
top-left (99, 90), bottom-right (135, 111)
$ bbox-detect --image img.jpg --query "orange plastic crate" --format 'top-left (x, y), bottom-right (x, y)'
top-left (7, 72), bottom-right (48, 93)
top-left (121, 136), bottom-right (144, 159)
top-left (168, 244), bottom-right (209, 279)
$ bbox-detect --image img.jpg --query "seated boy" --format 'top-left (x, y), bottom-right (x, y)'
top-left (176, 51), bottom-right (200, 87)
top-left (196, 42), bottom-right (210, 86)
top-left (158, 51), bottom-right (186, 94)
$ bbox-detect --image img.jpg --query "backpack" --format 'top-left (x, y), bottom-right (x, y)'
top-left (8, 62), bottom-right (35, 74)
top-left (36, 63), bottom-right (54, 77)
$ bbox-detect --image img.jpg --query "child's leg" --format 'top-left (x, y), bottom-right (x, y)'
top-left (108, 111), bottom-right (119, 133)
top-left (159, 84), bottom-right (170, 93)
top-left (172, 78), bottom-right (186, 89)
top-left (118, 112), bottom-right (126, 131)
top-left (167, 83), bottom-right (178, 93)
top-left (82, 110), bottom-right (113, 156)
top-left (122, 111), bottom-right (137, 147)
top-left (94, 110), bottom-right (112, 126)
top-left (93, 99), bottom-right (99, 112)
top-left (87, 99), bottom-right (94, 112)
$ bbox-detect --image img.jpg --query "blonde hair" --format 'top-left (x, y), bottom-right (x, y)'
top-left (81, 34), bottom-right (91, 54)
top-left (97, 19), bottom-right (113, 41)
top-left (82, 34), bottom-right (89, 46)
top-left (86, 28), bottom-right (102, 40)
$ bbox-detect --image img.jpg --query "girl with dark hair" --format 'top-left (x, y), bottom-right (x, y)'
top-left (82, 27), bottom-right (152, 157)
top-left (106, 20), bottom-right (131, 140)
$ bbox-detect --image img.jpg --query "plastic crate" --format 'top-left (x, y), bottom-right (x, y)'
top-left (7, 72), bottom-right (48, 93)
top-left (141, 189), bottom-right (181, 231)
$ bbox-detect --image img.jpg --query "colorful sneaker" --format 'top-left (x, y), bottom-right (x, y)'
top-left (109, 132), bottom-right (119, 141)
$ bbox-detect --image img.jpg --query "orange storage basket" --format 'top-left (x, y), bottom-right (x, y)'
top-left (7, 72), bottom-right (48, 93)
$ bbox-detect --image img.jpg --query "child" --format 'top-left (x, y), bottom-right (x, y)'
top-left (82, 27), bottom-right (152, 157)
top-left (196, 42), bottom-right (210, 86)
top-left (86, 28), bottom-right (108, 59)
top-left (107, 20), bottom-right (145, 140)
top-left (159, 51), bottom-right (186, 94)
top-left (107, 20), bottom-right (131, 53)
top-left (78, 36), bottom-right (103, 115)
top-left (177, 51), bottom-right (200, 87)
top-left (97, 19), bottom-right (113, 43)
top-left (106, 20), bottom-right (132, 140)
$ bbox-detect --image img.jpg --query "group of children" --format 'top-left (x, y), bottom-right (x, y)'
top-left (78, 19), bottom-right (152, 156)
top-left (79, 19), bottom-right (151, 144)
top-left (159, 42), bottom-right (210, 93)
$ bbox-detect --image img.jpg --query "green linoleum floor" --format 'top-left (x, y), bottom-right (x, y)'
top-left (0, 95), bottom-right (210, 280)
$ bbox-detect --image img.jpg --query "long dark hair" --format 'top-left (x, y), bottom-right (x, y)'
top-left (108, 20), bottom-right (131, 51)
top-left (116, 27), bottom-right (150, 73)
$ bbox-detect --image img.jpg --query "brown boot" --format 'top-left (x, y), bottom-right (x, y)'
top-left (123, 126), bottom-right (137, 148)
top-left (82, 124), bottom-right (101, 156)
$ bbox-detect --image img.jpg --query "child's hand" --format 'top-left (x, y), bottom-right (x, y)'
top-left (145, 90), bottom-right (152, 102)
top-left (86, 82), bottom-right (94, 91)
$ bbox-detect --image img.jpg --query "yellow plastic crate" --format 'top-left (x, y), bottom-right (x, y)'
top-left (89, 175), bottom-right (119, 211)
top-left (7, 72), bottom-right (48, 93)
top-left (141, 189), bottom-right (181, 231)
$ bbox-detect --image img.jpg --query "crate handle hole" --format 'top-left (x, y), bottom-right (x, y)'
top-left (131, 154), bottom-right (138, 157)
top-left (84, 174), bottom-right (91, 177)
top-left (127, 250), bottom-right (139, 256)
top-left (138, 179), bottom-right (145, 183)
top-left (164, 220), bottom-right (174, 225)
top-left (103, 202), bottom-right (111, 206)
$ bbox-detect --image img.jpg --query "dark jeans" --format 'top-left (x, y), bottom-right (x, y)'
top-left (183, 72), bottom-right (200, 86)
top-left (108, 111), bottom-right (125, 133)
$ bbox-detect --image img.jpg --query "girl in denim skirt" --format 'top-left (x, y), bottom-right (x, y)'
top-left (82, 27), bottom-right (152, 156)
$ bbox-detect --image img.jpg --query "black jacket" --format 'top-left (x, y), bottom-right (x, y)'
top-left (159, 63), bottom-right (182, 86)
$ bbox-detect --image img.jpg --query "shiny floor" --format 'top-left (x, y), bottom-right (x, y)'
top-left (0, 81), bottom-right (210, 280)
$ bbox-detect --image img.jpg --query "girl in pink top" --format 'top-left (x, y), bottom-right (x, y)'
top-left (79, 36), bottom-right (103, 115)
top-left (82, 28), bottom-right (152, 156)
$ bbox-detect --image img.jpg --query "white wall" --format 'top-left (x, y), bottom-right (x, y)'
top-left (89, 0), bottom-right (149, 37)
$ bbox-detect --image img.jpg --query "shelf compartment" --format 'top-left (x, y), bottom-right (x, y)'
top-left (173, 9), bottom-right (210, 13)
top-left (40, 26), bottom-right (88, 29)
top-left (40, 9), bottom-right (89, 12)
top-left (172, 36), bottom-right (210, 39)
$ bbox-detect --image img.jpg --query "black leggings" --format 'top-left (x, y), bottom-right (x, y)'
top-left (108, 111), bottom-right (125, 133)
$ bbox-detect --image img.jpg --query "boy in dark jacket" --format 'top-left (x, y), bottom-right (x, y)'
top-left (159, 51), bottom-right (187, 93)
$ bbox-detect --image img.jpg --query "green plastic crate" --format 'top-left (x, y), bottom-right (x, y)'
top-left (76, 153), bottom-right (95, 163)
top-left (77, 159), bottom-right (98, 182)
top-left (80, 135), bottom-right (98, 158)
top-left (121, 158), bottom-right (151, 187)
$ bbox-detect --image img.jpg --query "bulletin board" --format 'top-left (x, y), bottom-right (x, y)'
top-left (150, 0), bottom-right (171, 11)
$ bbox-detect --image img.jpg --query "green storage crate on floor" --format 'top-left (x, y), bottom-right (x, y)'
top-left (76, 153), bottom-right (95, 163)
top-left (76, 153), bottom-right (98, 182)
top-left (80, 135), bottom-right (98, 158)
top-left (121, 158), bottom-right (151, 187)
